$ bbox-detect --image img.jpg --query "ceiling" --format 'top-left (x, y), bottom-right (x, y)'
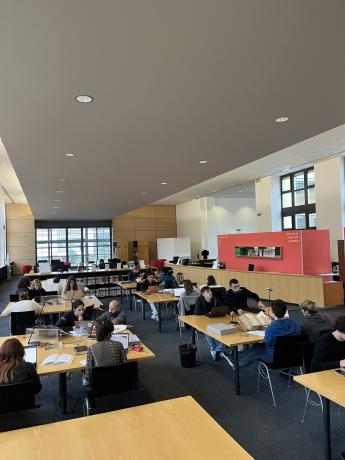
top-left (0, 139), bottom-right (27, 204)
top-left (1, 1), bottom-right (345, 219)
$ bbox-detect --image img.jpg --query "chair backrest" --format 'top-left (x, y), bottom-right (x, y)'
top-left (89, 362), bottom-right (138, 398)
top-left (248, 264), bottom-right (255, 271)
top-left (210, 287), bottom-right (227, 303)
top-left (272, 335), bottom-right (304, 369)
top-left (9, 294), bottom-right (19, 302)
top-left (301, 341), bottom-right (315, 374)
top-left (0, 381), bottom-right (36, 413)
top-left (10, 311), bottom-right (36, 335)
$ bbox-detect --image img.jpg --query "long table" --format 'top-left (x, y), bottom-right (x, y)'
top-left (294, 370), bottom-right (345, 460)
top-left (168, 263), bottom-right (343, 307)
top-left (115, 281), bottom-right (138, 310)
top-left (0, 396), bottom-right (253, 459)
top-left (0, 333), bottom-right (155, 414)
top-left (178, 314), bottom-right (264, 395)
top-left (1, 295), bottom-right (103, 317)
top-left (135, 291), bottom-right (178, 332)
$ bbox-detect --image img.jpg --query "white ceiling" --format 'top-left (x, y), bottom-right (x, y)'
top-left (1, 1), bottom-right (345, 219)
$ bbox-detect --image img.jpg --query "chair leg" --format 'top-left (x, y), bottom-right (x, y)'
top-left (195, 331), bottom-right (202, 361)
top-left (302, 388), bottom-right (311, 422)
top-left (257, 362), bottom-right (277, 406)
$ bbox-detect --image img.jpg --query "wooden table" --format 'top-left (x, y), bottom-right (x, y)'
top-left (115, 281), bottom-right (137, 310)
top-left (294, 370), bottom-right (345, 460)
top-left (0, 333), bottom-right (155, 414)
top-left (179, 314), bottom-right (264, 395)
top-left (0, 396), bottom-right (253, 460)
top-left (135, 291), bottom-right (178, 332)
top-left (1, 295), bottom-right (103, 317)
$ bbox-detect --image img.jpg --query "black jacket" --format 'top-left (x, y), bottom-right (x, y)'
top-left (226, 287), bottom-right (260, 313)
top-left (300, 313), bottom-right (333, 343)
top-left (0, 361), bottom-right (42, 394)
top-left (195, 296), bottom-right (221, 315)
top-left (28, 288), bottom-right (47, 301)
top-left (55, 310), bottom-right (92, 330)
top-left (311, 332), bottom-right (345, 372)
top-left (140, 279), bottom-right (158, 291)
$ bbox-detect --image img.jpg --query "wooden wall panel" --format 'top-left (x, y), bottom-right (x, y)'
top-left (114, 219), bottom-right (135, 231)
top-left (135, 230), bottom-right (157, 241)
top-left (115, 230), bottom-right (136, 241)
top-left (155, 205), bottom-right (176, 219)
top-left (157, 230), bottom-right (177, 238)
top-left (7, 220), bottom-right (35, 234)
top-left (156, 219), bottom-right (176, 230)
top-left (5, 204), bottom-right (34, 220)
top-left (134, 206), bottom-right (156, 219)
top-left (135, 219), bottom-right (157, 231)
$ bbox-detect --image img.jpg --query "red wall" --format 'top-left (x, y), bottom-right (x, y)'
top-left (218, 230), bottom-right (331, 275)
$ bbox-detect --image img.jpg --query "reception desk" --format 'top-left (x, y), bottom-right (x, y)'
top-left (168, 264), bottom-right (343, 307)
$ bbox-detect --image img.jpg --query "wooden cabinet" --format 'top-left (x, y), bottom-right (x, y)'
top-left (113, 240), bottom-right (149, 264)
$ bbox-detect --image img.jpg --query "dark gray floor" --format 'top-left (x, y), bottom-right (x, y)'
top-left (1, 277), bottom-right (344, 459)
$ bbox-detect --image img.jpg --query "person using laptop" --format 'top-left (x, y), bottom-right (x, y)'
top-left (128, 266), bottom-right (141, 282)
top-left (28, 279), bottom-right (47, 302)
top-left (141, 274), bottom-right (159, 320)
top-left (226, 278), bottom-right (266, 314)
top-left (195, 287), bottom-right (224, 360)
top-left (61, 275), bottom-right (84, 300)
top-left (83, 319), bottom-right (127, 386)
top-left (98, 299), bottom-right (127, 324)
top-left (55, 299), bottom-right (91, 330)
top-left (0, 338), bottom-right (42, 393)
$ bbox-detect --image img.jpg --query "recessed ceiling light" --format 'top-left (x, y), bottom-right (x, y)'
top-left (75, 95), bottom-right (94, 103)
top-left (56, 190), bottom-right (64, 193)
top-left (275, 116), bottom-right (289, 123)
top-left (161, 182), bottom-right (168, 185)
top-left (128, 200), bottom-right (133, 203)
top-left (141, 192), bottom-right (147, 196)
top-left (64, 153), bottom-right (75, 158)
top-left (58, 178), bottom-right (65, 182)
top-left (53, 206), bottom-right (59, 209)
top-left (54, 199), bottom-right (62, 202)
top-left (199, 160), bottom-right (208, 164)
top-left (238, 190), bottom-right (243, 193)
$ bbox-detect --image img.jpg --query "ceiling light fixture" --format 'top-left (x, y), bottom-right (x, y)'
top-left (275, 116), bottom-right (289, 123)
top-left (58, 178), bottom-right (65, 181)
top-left (56, 190), bottom-right (64, 193)
top-left (64, 153), bottom-right (75, 158)
top-left (199, 160), bottom-right (208, 164)
top-left (161, 182), bottom-right (168, 185)
top-left (141, 192), bottom-right (147, 196)
top-left (75, 95), bottom-right (94, 103)
top-left (54, 199), bottom-right (62, 202)
top-left (53, 206), bottom-right (59, 209)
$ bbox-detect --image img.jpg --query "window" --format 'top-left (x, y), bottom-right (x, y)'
top-left (35, 221), bottom-right (112, 266)
top-left (281, 167), bottom-right (316, 230)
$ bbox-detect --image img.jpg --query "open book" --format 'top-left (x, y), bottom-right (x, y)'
top-left (41, 354), bottom-right (74, 366)
top-left (237, 311), bottom-right (271, 332)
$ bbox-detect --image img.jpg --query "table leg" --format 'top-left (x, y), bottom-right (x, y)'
top-left (59, 373), bottom-right (67, 415)
top-left (129, 290), bottom-right (133, 311)
top-left (322, 397), bottom-right (331, 460)
top-left (158, 304), bottom-right (162, 332)
top-left (191, 328), bottom-right (196, 345)
top-left (234, 347), bottom-right (240, 395)
top-left (142, 299), bottom-right (146, 320)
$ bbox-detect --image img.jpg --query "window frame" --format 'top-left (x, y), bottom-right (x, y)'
top-left (281, 167), bottom-right (316, 230)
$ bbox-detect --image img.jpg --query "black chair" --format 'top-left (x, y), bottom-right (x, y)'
top-left (248, 264), bottom-right (255, 271)
top-left (300, 341), bottom-right (324, 422)
top-left (0, 381), bottom-right (37, 414)
top-left (257, 335), bottom-right (304, 406)
top-left (85, 362), bottom-right (138, 415)
top-left (9, 294), bottom-right (19, 302)
top-left (210, 287), bottom-right (227, 304)
top-left (10, 311), bottom-right (36, 335)
top-left (45, 290), bottom-right (58, 296)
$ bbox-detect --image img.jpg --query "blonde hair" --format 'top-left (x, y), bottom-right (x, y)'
top-left (300, 299), bottom-right (317, 314)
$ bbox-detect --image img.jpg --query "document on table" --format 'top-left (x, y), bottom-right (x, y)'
top-left (80, 359), bottom-right (86, 366)
top-left (246, 330), bottom-right (265, 337)
top-left (41, 354), bottom-right (74, 366)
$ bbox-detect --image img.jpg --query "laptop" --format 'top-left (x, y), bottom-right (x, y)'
top-left (111, 333), bottom-right (129, 351)
top-left (63, 290), bottom-right (84, 301)
top-left (146, 285), bottom-right (159, 294)
top-left (74, 320), bottom-right (95, 337)
top-left (208, 306), bottom-right (228, 318)
top-left (24, 346), bottom-right (37, 366)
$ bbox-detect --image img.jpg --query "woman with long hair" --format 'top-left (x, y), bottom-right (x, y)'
top-left (15, 277), bottom-right (31, 295)
top-left (0, 338), bottom-right (41, 393)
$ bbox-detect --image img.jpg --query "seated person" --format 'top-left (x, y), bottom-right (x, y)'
top-left (98, 259), bottom-right (105, 269)
top-left (159, 269), bottom-right (177, 289)
top-left (61, 275), bottom-right (83, 299)
top-left (98, 299), bottom-right (127, 324)
top-left (177, 279), bottom-right (199, 315)
top-left (311, 315), bottom-right (345, 372)
top-left (176, 272), bottom-right (185, 286)
top-left (128, 266), bottom-right (141, 282)
top-left (226, 278), bottom-right (265, 314)
top-left (0, 338), bottom-right (42, 393)
top-left (55, 299), bottom-right (91, 330)
top-left (44, 275), bottom-right (64, 294)
top-left (83, 319), bottom-right (127, 385)
top-left (15, 277), bottom-right (31, 295)
top-left (237, 299), bottom-right (300, 367)
top-left (206, 275), bottom-right (217, 286)
top-left (300, 299), bottom-right (333, 342)
top-left (195, 287), bottom-right (223, 360)
top-left (28, 279), bottom-right (47, 301)
top-left (140, 274), bottom-right (159, 320)
top-left (4, 292), bottom-right (41, 316)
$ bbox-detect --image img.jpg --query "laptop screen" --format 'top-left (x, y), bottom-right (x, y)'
top-left (24, 346), bottom-right (37, 365)
top-left (111, 333), bottom-right (129, 351)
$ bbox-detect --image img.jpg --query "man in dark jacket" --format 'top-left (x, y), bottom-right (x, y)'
top-left (226, 278), bottom-right (265, 314)
top-left (98, 300), bottom-right (127, 324)
top-left (311, 316), bottom-right (345, 372)
top-left (237, 299), bottom-right (300, 367)
top-left (195, 287), bottom-right (223, 360)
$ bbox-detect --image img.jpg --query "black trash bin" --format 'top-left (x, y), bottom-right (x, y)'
top-left (179, 344), bottom-right (196, 368)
